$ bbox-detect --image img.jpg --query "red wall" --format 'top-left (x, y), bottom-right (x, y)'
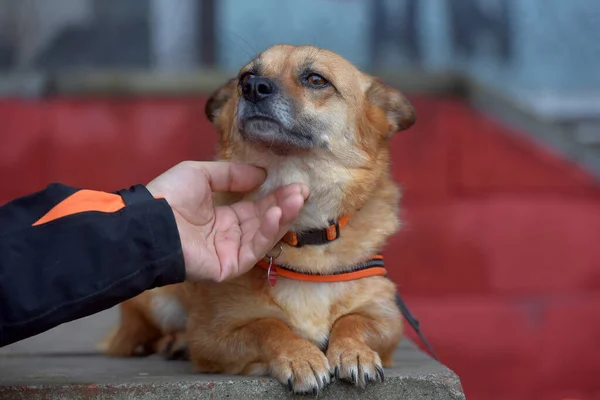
top-left (1, 96), bottom-right (599, 400)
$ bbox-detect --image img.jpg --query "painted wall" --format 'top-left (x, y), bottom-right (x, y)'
top-left (1, 96), bottom-right (599, 399)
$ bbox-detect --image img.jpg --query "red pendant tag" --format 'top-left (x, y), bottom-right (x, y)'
top-left (267, 257), bottom-right (277, 287)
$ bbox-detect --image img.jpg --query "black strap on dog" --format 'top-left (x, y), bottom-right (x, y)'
top-left (395, 292), bottom-right (439, 361)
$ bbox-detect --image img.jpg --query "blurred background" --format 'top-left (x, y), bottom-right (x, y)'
top-left (0, 1), bottom-right (599, 399)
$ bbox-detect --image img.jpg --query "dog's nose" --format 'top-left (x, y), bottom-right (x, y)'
top-left (242, 76), bottom-right (275, 103)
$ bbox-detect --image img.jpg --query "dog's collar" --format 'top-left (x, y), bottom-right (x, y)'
top-left (282, 214), bottom-right (351, 247)
top-left (256, 255), bottom-right (386, 286)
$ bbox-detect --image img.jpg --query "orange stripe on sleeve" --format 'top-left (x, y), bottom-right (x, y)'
top-left (32, 190), bottom-right (126, 227)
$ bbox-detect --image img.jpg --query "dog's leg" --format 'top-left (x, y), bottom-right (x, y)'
top-left (326, 303), bottom-right (403, 388)
top-left (153, 331), bottom-right (190, 360)
top-left (188, 318), bottom-right (331, 395)
top-left (102, 299), bottom-right (162, 357)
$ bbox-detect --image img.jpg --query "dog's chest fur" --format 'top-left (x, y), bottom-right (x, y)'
top-left (269, 279), bottom-right (353, 349)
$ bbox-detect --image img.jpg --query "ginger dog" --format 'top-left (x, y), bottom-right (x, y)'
top-left (103, 44), bottom-right (416, 395)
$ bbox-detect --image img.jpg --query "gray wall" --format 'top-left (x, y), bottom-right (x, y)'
top-left (0, 0), bottom-right (598, 98)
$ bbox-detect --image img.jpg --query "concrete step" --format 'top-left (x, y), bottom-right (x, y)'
top-left (0, 307), bottom-right (465, 400)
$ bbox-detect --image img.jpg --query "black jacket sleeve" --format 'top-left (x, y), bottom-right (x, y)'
top-left (0, 183), bottom-right (186, 347)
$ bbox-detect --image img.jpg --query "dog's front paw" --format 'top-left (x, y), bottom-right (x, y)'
top-left (327, 339), bottom-right (384, 388)
top-left (269, 342), bottom-right (331, 395)
top-left (154, 332), bottom-right (189, 361)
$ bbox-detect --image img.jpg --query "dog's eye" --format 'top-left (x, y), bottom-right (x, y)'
top-left (240, 73), bottom-right (255, 86)
top-left (304, 74), bottom-right (329, 88)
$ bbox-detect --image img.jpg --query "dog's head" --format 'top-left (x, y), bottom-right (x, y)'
top-left (205, 45), bottom-right (415, 229)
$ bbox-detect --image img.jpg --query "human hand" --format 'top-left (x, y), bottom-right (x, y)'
top-left (146, 161), bottom-right (309, 282)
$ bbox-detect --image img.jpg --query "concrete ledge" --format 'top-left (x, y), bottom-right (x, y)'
top-left (0, 69), bottom-right (460, 98)
top-left (0, 72), bottom-right (48, 97)
top-left (0, 308), bottom-right (465, 400)
top-left (51, 69), bottom-right (232, 96)
top-left (0, 342), bottom-right (464, 400)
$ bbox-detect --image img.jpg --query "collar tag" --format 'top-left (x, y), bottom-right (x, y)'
top-left (267, 257), bottom-right (277, 287)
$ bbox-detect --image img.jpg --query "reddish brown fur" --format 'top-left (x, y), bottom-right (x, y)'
top-left (103, 44), bottom-right (415, 394)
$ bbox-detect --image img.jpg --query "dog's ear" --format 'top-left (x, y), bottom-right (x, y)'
top-left (205, 78), bottom-right (237, 124)
top-left (367, 79), bottom-right (416, 137)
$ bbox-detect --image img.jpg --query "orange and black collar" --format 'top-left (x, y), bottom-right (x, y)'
top-left (256, 255), bottom-right (386, 286)
top-left (282, 214), bottom-right (351, 247)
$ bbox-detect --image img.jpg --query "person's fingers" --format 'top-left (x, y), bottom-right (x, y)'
top-left (188, 162), bottom-right (267, 193)
top-left (228, 183), bottom-right (308, 228)
top-left (250, 183), bottom-right (309, 222)
top-left (239, 191), bottom-right (305, 267)
top-left (278, 192), bottom-right (306, 225)
top-left (238, 206), bottom-right (283, 272)
top-left (299, 184), bottom-right (310, 200)
top-left (213, 216), bottom-right (244, 282)
top-left (270, 192), bottom-right (306, 242)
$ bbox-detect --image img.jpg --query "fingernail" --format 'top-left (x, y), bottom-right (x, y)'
top-left (283, 193), bottom-right (303, 207)
top-left (300, 184), bottom-right (310, 200)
